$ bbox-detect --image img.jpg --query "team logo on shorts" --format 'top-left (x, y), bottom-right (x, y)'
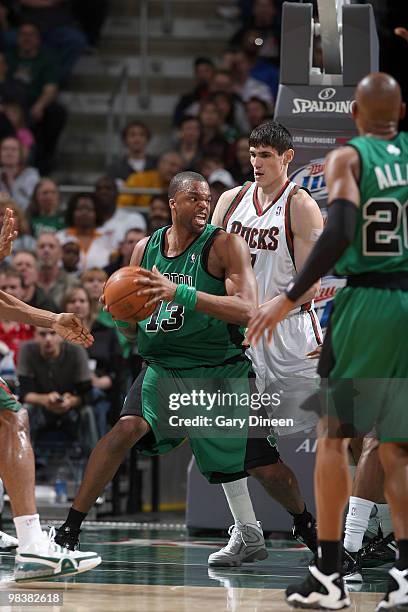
top-left (191, 253), bottom-right (196, 263)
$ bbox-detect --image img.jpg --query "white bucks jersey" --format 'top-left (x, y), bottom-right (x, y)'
top-left (222, 180), bottom-right (301, 304)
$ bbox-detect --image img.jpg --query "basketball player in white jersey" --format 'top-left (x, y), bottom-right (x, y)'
top-left (209, 121), bottom-right (324, 567)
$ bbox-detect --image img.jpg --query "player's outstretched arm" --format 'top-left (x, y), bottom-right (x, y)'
top-left (135, 233), bottom-right (258, 326)
top-left (246, 147), bottom-right (360, 346)
top-left (0, 207), bottom-right (18, 262)
top-left (0, 290), bottom-right (93, 347)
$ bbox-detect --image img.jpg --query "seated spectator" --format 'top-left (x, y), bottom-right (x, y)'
top-left (36, 231), bottom-right (78, 309)
top-left (148, 195), bottom-right (171, 234)
top-left (61, 240), bottom-right (80, 276)
top-left (26, 177), bottom-right (65, 237)
top-left (106, 121), bottom-right (157, 181)
top-left (0, 136), bottom-right (39, 210)
top-left (7, 22), bottom-right (67, 173)
top-left (173, 57), bottom-right (215, 126)
top-left (0, 193), bottom-right (36, 254)
top-left (174, 115), bottom-right (202, 171)
top-left (230, 50), bottom-right (273, 105)
top-left (245, 96), bottom-right (271, 130)
top-left (117, 151), bottom-right (183, 209)
top-left (228, 136), bottom-right (253, 183)
top-left (57, 192), bottom-right (112, 271)
top-left (12, 250), bottom-right (58, 311)
top-left (230, 0), bottom-right (281, 65)
top-left (19, 1), bottom-right (87, 84)
top-left (3, 100), bottom-right (35, 161)
top-left (199, 155), bottom-right (225, 180)
top-left (240, 29), bottom-right (280, 99)
top-left (94, 176), bottom-right (146, 252)
top-left (17, 326), bottom-right (98, 454)
top-left (208, 169), bottom-right (236, 215)
top-left (198, 99), bottom-right (229, 162)
top-left (61, 286), bottom-right (122, 437)
top-left (81, 266), bottom-right (134, 363)
top-left (104, 227), bottom-right (146, 276)
top-left (212, 92), bottom-right (241, 142)
top-left (0, 52), bottom-right (25, 139)
top-left (0, 267), bottom-right (34, 366)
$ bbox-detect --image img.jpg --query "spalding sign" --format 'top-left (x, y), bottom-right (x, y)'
top-left (289, 158), bottom-right (327, 200)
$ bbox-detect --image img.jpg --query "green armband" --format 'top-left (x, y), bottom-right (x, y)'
top-left (174, 284), bottom-right (197, 310)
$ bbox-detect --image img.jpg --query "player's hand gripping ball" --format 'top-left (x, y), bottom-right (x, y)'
top-left (103, 266), bottom-right (157, 322)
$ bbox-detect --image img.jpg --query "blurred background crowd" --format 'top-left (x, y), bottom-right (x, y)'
top-left (0, 0), bottom-right (405, 512)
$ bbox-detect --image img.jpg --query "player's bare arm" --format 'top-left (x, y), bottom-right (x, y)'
top-left (0, 290), bottom-right (93, 347)
top-left (211, 187), bottom-right (242, 227)
top-left (136, 232), bottom-right (257, 326)
top-left (247, 147), bottom-right (360, 346)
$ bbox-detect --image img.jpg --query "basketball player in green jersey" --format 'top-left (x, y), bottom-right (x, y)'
top-left (0, 208), bottom-right (102, 581)
top-left (55, 171), bottom-right (315, 552)
top-left (248, 72), bottom-right (408, 610)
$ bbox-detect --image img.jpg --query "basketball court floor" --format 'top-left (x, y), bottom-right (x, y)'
top-left (0, 522), bottom-right (388, 610)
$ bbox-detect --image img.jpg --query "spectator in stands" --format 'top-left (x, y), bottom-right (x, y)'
top-left (94, 176), bottom-right (146, 252)
top-left (106, 121), bottom-right (156, 182)
top-left (208, 169), bottom-right (236, 214)
top-left (199, 155), bottom-right (225, 180)
top-left (198, 99), bottom-right (229, 163)
top-left (61, 285), bottom-right (122, 437)
top-left (19, 0), bottom-right (87, 84)
top-left (71, 0), bottom-right (108, 49)
top-left (245, 96), bottom-right (271, 130)
top-left (0, 136), bottom-right (39, 210)
top-left (174, 115), bottom-right (202, 171)
top-left (0, 267), bottom-right (34, 366)
top-left (147, 195), bottom-right (171, 234)
top-left (0, 52), bottom-right (26, 139)
top-left (0, 193), bottom-right (36, 254)
top-left (240, 29), bottom-right (280, 99)
top-left (61, 240), bottom-right (80, 276)
top-left (7, 22), bottom-right (67, 173)
top-left (212, 92), bottom-right (240, 142)
top-left (230, 50), bottom-right (274, 105)
top-left (173, 56), bottom-right (215, 126)
top-left (26, 177), bottom-right (65, 237)
top-left (117, 151), bottom-right (183, 209)
top-left (3, 101), bottom-right (35, 161)
top-left (104, 227), bottom-right (146, 276)
top-left (230, 0), bottom-right (281, 64)
top-left (57, 192), bottom-right (113, 271)
top-left (228, 136), bottom-right (253, 183)
top-left (36, 231), bottom-right (78, 309)
top-left (12, 250), bottom-right (58, 311)
top-left (17, 326), bottom-right (98, 454)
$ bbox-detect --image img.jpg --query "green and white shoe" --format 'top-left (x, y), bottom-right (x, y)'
top-left (14, 527), bottom-right (101, 582)
top-left (0, 530), bottom-right (18, 551)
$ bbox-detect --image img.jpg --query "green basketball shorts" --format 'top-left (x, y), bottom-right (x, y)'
top-left (0, 377), bottom-right (21, 413)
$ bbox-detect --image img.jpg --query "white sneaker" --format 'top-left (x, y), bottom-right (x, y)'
top-left (0, 530), bottom-right (18, 551)
top-left (376, 567), bottom-right (408, 611)
top-left (208, 521), bottom-right (268, 567)
top-left (14, 527), bottom-right (101, 582)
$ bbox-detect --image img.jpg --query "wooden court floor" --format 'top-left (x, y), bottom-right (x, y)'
top-left (0, 524), bottom-right (389, 611)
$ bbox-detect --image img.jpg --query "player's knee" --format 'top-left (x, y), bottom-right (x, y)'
top-left (318, 436), bottom-right (349, 455)
top-left (0, 408), bottom-right (29, 437)
top-left (109, 416), bottom-right (149, 450)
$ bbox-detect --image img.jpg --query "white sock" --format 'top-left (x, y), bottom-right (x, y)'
top-left (344, 496), bottom-right (375, 552)
top-left (13, 514), bottom-right (43, 548)
top-left (376, 504), bottom-right (393, 537)
top-left (222, 478), bottom-right (258, 527)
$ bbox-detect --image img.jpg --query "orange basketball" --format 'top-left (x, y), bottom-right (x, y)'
top-left (103, 266), bottom-right (156, 322)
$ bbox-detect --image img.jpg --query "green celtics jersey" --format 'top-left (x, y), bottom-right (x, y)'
top-left (335, 132), bottom-right (408, 276)
top-left (137, 224), bottom-right (246, 368)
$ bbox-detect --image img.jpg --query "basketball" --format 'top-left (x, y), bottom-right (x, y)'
top-left (103, 266), bottom-right (156, 322)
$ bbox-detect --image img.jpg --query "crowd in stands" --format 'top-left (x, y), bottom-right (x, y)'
top-left (0, 0), bottom-right (282, 480)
